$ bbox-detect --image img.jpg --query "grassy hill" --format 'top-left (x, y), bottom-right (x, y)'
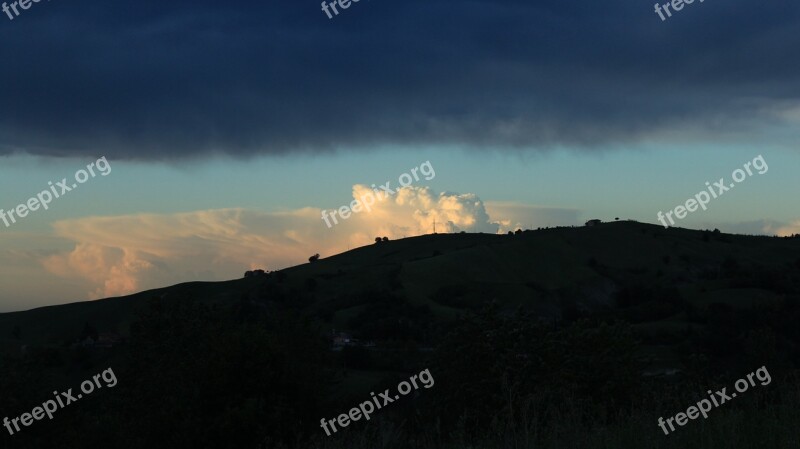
top-left (2, 220), bottom-right (800, 449)
top-left (1, 220), bottom-right (798, 349)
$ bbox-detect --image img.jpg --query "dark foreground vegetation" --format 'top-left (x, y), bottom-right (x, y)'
top-left (1, 222), bottom-right (799, 448)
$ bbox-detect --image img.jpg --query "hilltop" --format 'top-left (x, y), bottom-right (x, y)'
top-left (2, 220), bottom-right (798, 356)
top-left (2, 220), bottom-right (800, 449)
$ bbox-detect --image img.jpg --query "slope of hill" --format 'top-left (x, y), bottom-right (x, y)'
top-left (1, 220), bottom-right (798, 350)
top-left (2, 221), bottom-right (800, 449)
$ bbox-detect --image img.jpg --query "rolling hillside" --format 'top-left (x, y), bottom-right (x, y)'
top-left (1, 220), bottom-right (798, 351)
top-left (2, 220), bottom-right (800, 449)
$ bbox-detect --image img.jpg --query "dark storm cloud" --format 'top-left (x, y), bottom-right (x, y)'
top-left (0, 0), bottom-right (797, 160)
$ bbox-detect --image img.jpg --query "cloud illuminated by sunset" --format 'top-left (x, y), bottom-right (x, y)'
top-left (39, 186), bottom-right (573, 299)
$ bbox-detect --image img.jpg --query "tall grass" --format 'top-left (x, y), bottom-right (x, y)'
top-left (301, 372), bottom-right (800, 449)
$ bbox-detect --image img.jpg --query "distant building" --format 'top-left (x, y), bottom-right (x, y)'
top-left (328, 329), bottom-right (375, 351)
top-left (330, 330), bottom-right (353, 348)
top-left (80, 332), bottom-right (122, 349)
top-left (96, 332), bottom-right (122, 348)
top-left (585, 219), bottom-right (602, 227)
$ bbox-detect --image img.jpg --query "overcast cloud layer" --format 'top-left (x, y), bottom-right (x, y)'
top-left (1, 0), bottom-right (799, 159)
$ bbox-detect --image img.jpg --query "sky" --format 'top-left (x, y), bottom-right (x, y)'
top-left (0, 0), bottom-right (798, 312)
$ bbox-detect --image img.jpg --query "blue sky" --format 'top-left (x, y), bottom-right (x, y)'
top-left (0, 0), bottom-right (798, 311)
top-left (1, 143), bottom-right (795, 228)
top-left (1, 143), bottom-right (796, 312)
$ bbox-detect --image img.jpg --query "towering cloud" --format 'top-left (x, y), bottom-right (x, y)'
top-left (41, 186), bottom-right (564, 298)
